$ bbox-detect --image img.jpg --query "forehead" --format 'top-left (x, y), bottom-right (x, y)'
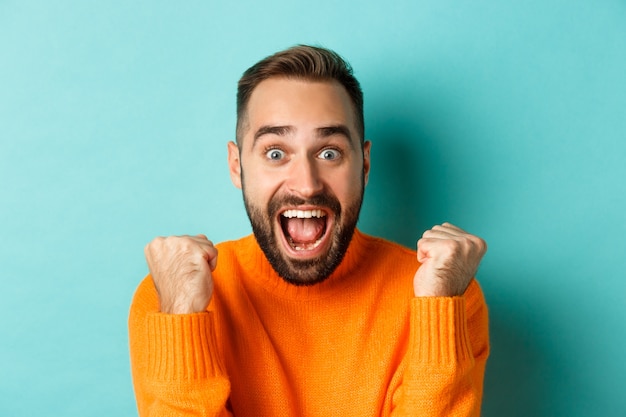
top-left (243, 77), bottom-right (358, 140)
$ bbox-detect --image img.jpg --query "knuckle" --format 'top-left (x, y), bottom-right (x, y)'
top-left (440, 239), bottom-right (460, 254)
top-left (468, 234), bottom-right (487, 251)
top-left (162, 235), bottom-right (178, 246)
top-left (145, 236), bottom-right (163, 252)
top-left (176, 235), bottom-right (196, 249)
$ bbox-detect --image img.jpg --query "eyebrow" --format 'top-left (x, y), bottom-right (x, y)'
top-left (317, 125), bottom-right (353, 143)
top-left (254, 125), bottom-right (294, 142)
top-left (253, 124), bottom-right (355, 149)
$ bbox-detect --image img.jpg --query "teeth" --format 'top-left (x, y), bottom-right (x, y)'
top-left (288, 236), bottom-right (324, 251)
top-left (294, 239), bottom-right (323, 251)
top-left (281, 209), bottom-right (326, 219)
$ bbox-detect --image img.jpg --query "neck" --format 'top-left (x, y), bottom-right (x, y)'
top-left (238, 229), bottom-right (369, 300)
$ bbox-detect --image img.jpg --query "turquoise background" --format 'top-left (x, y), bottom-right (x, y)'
top-left (1, 1), bottom-right (624, 415)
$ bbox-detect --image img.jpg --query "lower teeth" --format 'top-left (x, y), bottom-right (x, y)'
top-left (289, 237), bottom-right (323, 251)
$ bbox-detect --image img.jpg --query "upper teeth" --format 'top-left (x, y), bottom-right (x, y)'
top-left (282, 209), bottom-right (326, 219)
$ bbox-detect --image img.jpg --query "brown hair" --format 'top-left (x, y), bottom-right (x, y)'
top-left (236, 45), bottom-right (364, 146)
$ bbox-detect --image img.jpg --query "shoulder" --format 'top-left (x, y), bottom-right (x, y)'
top-left (351, 230), bottom-right (418, 277)
top-left (128, 275), bottom-right (159, 326)
top-left (131, 275), bottom-right (158, 305)
top-left (211, 234), bottom-right (260, 290)
top-left (214, 234), bottom-right (257, 256)
top-left (356, 230), bottom-right (416, 261)
top-left (359, 231), bottom-right (415, 253)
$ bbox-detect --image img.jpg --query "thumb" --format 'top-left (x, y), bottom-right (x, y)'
top-left (416, 238), bottom-right (432, 264)
top-left (209, 251), bottom-right (218, 271)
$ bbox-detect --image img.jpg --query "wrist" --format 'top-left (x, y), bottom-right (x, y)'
top-left (159, 298), bottom-right (210, 314)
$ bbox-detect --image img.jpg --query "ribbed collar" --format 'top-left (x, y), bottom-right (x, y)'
top-left (235, 229), bottom-right (371, 301)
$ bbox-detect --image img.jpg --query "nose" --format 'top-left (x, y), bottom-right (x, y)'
top-left (286, 155), bottom-right (324, 198)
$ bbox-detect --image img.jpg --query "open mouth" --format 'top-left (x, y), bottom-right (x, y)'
top-left (279, 208), bottom-right (329, 252)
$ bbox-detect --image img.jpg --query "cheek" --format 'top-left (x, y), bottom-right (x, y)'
top-left (327, 167), bottom-right (364, 203)
top-left (242, 166), bottom-right (282, 206)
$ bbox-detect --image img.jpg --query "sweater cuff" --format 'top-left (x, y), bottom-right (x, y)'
top-left (146, 312), bottom-right (225, 380)
top-left (409, 297), bottom-right (473, 367)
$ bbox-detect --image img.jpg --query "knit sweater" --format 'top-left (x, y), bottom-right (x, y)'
top-left (129, 229), bottom-right (489, 416)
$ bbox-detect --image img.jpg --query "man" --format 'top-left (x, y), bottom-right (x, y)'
top-left (129, 45), bottom-right (489, 416)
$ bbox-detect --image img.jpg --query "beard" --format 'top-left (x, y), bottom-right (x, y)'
top-left (242, 182), bottom-right (364, 286)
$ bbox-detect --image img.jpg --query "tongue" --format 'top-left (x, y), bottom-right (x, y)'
top-left (286, 218), bottom-right (325, 244)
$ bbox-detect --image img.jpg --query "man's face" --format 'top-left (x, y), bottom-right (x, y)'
top-left (228, 77), bottom-right (371, 285)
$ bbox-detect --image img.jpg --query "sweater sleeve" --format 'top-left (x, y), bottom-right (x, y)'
top-left (128, 277), bottom-right (232, 417)
top-left (390, 279), bottom-right (490, 416)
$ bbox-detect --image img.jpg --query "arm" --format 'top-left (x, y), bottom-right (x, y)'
top-left (129, 277), bottom-right (232, 417)
top-left (390, 223), bottom-right (489, 416)
top-left (391, 280), bottom-right (489, 416)
top-left (128, 235), bottom-right (233, 417)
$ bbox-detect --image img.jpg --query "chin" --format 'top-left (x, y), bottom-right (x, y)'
top-left (243, 187), bottom-right (363, 286)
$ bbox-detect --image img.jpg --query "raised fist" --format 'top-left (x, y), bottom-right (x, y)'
top-left (144, 234), bottom-right (218, 314)
top-left (414, 223), bottom-right (487, 297)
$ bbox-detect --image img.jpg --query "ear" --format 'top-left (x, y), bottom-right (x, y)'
top-left (227, 141), bottom-right (242, 189)
top-left (362, 140), bottom-right (371, 186)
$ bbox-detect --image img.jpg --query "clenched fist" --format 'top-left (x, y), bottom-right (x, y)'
top-left (144, 234), bottom-right (218, 314)
top-left (414, 223), bottom-right (487, 297)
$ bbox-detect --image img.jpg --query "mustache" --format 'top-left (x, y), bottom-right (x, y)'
top-left (268, 193), bottom-right (342, 218)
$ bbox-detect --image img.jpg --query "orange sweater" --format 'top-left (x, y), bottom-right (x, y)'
top-left (129, 230), bottom-right (489, 416)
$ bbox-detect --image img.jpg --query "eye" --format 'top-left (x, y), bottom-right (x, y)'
top-left (319, 148), bottom-right (341, 161)
top-left (265, 148), bottom-right (285, 161)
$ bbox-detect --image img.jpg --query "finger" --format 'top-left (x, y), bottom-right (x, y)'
top-left (440, 222), bottom-right (465, 232)
top-left (208, 247), bottom-right (218, 271)
top-left (199, 241), bottom-right (218, 260)
top-left (416, 239), bottom-right (428, 263)
top-left (422, 228), bottom-right (459, 240)
top-left (432, 223), bottom-right (467, 235)
top-left (189, 234), bottom-right (214, 246)
top-left (416, 237), bottom-right (444, 262)
top-left (188, 235), bottom-right (217, 252)
top-left (180, 235), bottom-right (218, 267)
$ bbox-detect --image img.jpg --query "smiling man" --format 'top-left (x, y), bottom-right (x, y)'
top-left (231, 77), bottom-right (368, 286)
top-left (129, 45), bottom-right (489, 416)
